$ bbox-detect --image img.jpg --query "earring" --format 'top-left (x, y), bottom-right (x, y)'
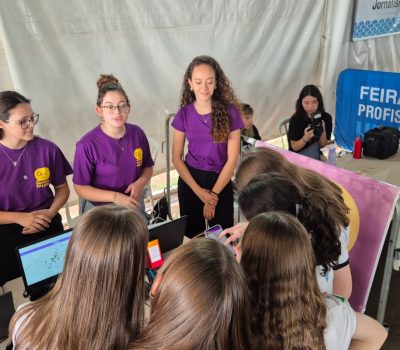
top-left (190, 86), bottom-right (193, 91)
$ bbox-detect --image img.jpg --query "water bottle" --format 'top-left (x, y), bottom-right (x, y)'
top-left (327, 143), bottom-right (336, 165)
top-left (353, 135), bottom-right (363, 159)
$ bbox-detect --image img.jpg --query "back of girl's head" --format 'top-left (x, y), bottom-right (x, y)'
top-left (0, 91), bottom-right (30, 139)
top-left (131, 238), bottom-right (252, 350)
top-left (238, 172), bottom-right (302, 221)
top-left (61, 205), bottom-right (148, 332)
top-left (235, 147), bottom-right (293, 190)
top-left (295, 84), bottom-right (325, 114)
top-left (240, 212), bottom-right (326, 349)
top-left (11, 205), bottom-right (148, 349)
top-left (96, 73), bottom-right (130, 106)
top-left (241, 103), bottom-right (254, 116)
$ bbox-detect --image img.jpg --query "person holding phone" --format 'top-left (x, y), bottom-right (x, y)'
top-left (288, 84), bottom-right (332, 153)
top-left (129, 238), bottom-right (252, 350)
top-left (172, 56), bottom-right (243, 237)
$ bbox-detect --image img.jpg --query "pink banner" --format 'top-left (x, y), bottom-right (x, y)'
top-left (256, 142), bottom-right (400, 312)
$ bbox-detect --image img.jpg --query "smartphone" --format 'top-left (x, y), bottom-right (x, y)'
top-left (204, 224), bottom-right (235, 255)
top-left (147, 239), bottom-right (164, 269)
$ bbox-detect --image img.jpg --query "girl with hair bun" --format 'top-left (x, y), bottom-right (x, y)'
top-left (9, 205), bottom-right (148, 349)
top-left (239, 211), bottom-right (387, 350)
top-left (129, 238), bottom-right (253, 350)
top-left (172, 56), bottom-right (243, 237)
top-left (0, 90), bottom-right (72, 286)
top-left (73, 74), bottom-right (154, 213)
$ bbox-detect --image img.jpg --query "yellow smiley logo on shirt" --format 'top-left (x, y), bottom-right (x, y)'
top-left (134, 148), bottom-right (143, 161)
top-left (34, 167), bottom-right (50, 181)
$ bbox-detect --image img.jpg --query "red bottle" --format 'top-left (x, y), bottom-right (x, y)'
top-left (353, 135), bottom-right (363, 159)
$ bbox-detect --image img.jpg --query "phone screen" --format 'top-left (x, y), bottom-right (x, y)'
top-left (204, 225), bottom-right (235, 255)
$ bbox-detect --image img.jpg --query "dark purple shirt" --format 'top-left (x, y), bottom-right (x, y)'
top-left (172, 103), bottom-right (243, 172)
top-left (0, 137), bottom-right (73, 212)
top-left (73, 124), bottom-right (154, 195)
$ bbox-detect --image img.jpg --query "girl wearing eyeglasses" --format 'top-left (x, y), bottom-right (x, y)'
top-left (0, 90), bottom-right (72, 286)
top-left (172, 56), bottom-right (243, 237)
top-left (73, 74), bottom-right (154, 214)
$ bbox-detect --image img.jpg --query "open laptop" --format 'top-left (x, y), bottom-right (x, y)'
top-left (15, 229), bottom-right (73, 301)
top-left (148, 215), bottom-right (187, 254)
top-left (299, 141), bottom-right (321, 160)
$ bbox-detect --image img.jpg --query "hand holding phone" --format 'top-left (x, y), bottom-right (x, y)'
top-left (204, 224), bottom-right (235, 255)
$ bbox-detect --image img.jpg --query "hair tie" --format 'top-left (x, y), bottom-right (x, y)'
top-left (295, 203), bottom-right (303, 216)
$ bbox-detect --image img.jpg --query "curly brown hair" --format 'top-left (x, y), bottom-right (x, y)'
top-left (96, 74), bottom-right (130, 106)
top-left (238, 173), bottom-right (342, 275)
top-left (240, 212), bottom-right (327, 349)
top-left (180, 55), bottom-right (240, 143)
top-left (235, 147), bottom-right (349, 229)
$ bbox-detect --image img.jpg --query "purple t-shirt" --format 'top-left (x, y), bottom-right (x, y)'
top-left (0, 137), bottom-right (73, 212)
top-left (172, 103), bottom-right (243, 172)
top-left (73, 123), bottom-right (154, 196)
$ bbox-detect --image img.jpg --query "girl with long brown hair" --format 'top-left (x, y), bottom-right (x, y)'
top-left (239, 211), bottom-right (387, 350)
top-left (172, 55), bottom-right (243, 237)
top-left (129, 238), bottom-right (252, 350)
top-left (224, 147), bottom-right (352, 298)
top-left (9, 205), bottom-right (148, 349)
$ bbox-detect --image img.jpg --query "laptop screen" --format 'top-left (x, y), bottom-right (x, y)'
top-left (17, 229), bottom-right (73, 287)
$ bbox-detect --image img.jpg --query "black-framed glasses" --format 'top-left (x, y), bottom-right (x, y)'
top-left (5, 113), bottom-right (39, 129)
top-left (100, 103), bottom-right (130, 114)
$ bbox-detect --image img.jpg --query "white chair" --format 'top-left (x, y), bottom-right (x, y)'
top-left (278, 117), bottom-right (291, 149)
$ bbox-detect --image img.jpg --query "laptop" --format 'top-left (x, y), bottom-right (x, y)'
top-left (299, 141), bottom-right (321, 160)
top-left (148, 215), bottom-right (187, 254)
top-left (15, 229), bottom-right (73, 301)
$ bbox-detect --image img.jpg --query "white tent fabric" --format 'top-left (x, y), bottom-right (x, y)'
top-left (1, 0), bottom-right (399, 176)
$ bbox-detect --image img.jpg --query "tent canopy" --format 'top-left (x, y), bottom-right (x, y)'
top-left (1, 0), bottom-right (399, 175)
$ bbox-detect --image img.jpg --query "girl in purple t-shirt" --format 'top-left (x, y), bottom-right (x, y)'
top-left (0, 91), bottom-right (72, 285)
top-left (73, 74), bottom-right (154, 213)
top-left (172, 56), bottom-right (243, 237)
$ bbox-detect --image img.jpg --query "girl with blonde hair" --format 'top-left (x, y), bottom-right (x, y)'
top-left (239, 211), bottom-right (387, 350)
top-left (172, 55), bottom-right (243, 237)
top-left (224, 147), bottom-right (352, 298)
top-left (130, 238), bottom-right (252, 350)
top-left (9, 205), bottom-right (148, 350)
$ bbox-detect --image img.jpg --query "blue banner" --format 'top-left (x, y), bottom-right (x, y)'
top-left (335, 69), bottom-right (400, 150)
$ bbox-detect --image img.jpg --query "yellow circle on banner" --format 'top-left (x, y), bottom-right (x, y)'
top-left (337, 184), bottom-right (360, 251)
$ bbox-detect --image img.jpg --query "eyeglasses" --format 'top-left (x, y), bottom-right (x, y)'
top-left (5, 113), bottom-right (40, 129)
top-left (100, 103), bottom-right (130, 114)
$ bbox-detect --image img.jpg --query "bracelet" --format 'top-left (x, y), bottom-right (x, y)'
top-left (210, 190), bottom-right (219, 197)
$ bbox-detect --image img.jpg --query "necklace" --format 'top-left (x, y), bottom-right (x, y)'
top-left (114, 133), bottom-right (127, 151)
top-left (194, 102), bottom-right (211, 124)
top-left (0, 142), bottom-right (29, 167)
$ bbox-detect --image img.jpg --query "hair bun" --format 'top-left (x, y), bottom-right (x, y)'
top-left (97, 74), bottom-right (119, 90)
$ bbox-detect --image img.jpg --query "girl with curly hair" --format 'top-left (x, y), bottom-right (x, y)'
top-left (239, 211), bottom-right (387, 349)
top-left (223, 147), bottom-right (352, 299)
top-left (172, 55), bottom-right (243, 236)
